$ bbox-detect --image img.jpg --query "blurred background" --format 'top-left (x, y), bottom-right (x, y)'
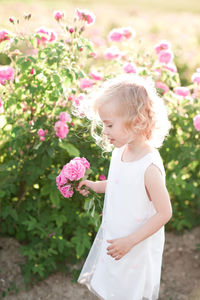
top-left (1, 0), bottom-right (200, 84)
top-left (0, 1), bottom-right (200, 299)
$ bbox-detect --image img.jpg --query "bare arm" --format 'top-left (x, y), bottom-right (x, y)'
top-left (129, 163), bottom-right (172, 247)
top-left (77, 180), bottom-right (107, 195)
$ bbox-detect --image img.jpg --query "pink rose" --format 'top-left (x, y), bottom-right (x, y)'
top-left (0, 66), bottom-right (14, 85)
top-left (104, 46), bottom-right (121, 60)
top-left (56, 171), bottom-right (68, 187)
top-left (108, 27), bottom-right (135, 42)
top-left (40, 136), bottom-right (45, 141)
top-left (89, 69), bottom-right (103, 81)
top-left (163, 63), bottom-right (177, 73)
top-left (108, 28), bottom-right (124, 42)
top-left (54, 121), bottom-right (69, 139)
top-left (121, 27), bottom-right (135, 40)
top-left (158, 50), bottom-right (174, 64)
top-left (68, 94), bottom-right (74, 101)
top-left (54, 11), bottom-right (65, 21)
top-left (36, 27), bottom-right (57, 45)
top-left (79, 78), bottom-right (94, 90)
top-left (154, 40), bottom-right (171, 55)
top-left (155, 81), bottom-right (169, 94)
top-left (59, 184), bottom-right (74, 198)
top-left (174, 87), bottom-right (189, 97)
top-left (37, 129), bottom-right (45, 137)
top-left (30, 68), bottom-right (35, 75)
top-left (0, 30), bottom-right (10, 43)
top-left (193, 115), bottom-right (200, 131)
top-left (70, 157), bottom-right (90, 169)
top-left (58, 112), bottom-right (72, 123)
top-left (0, 99), bottom-right (4, 113)
top-left (192, 72), bottom-right (200, 85)
top-left (74, 93), bottom-right (85, 106)
top-left (62, 160), bottom-right (86, 181)
top-left (90, 51), bottom-right (97, 58)
top-left (76, 9), bottom-right (95, 25)
top-left (99, 174), bottom-right (106, 181)
top-left (123, 62), bottom-right (137, 74)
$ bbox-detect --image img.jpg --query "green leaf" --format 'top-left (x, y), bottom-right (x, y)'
top-left (50, 190), bottom-right (60, 207)
top-left (58, 142), bottom-right (80, 157)
top-left (0, 190), bottom-right (6, 197)
top-left (41, 184), bottom-right (52, 196)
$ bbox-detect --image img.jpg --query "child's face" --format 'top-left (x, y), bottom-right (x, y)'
top-left (98, 102), bottom-right (135, 147)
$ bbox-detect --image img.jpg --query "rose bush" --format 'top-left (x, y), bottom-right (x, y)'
top-left (0, 8), bottom-right (199, 287)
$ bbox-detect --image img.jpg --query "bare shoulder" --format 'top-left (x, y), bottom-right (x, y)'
top-left (144, 163), bottom-right (165, 188)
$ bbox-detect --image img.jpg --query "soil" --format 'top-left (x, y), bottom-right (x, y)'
top-left (0, 226), bottom-right (200, 300)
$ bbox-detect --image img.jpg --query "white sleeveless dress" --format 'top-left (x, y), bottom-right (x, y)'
top-left (77, 145), bottom-right (166, 300)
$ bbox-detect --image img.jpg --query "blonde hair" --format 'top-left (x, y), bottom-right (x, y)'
top-left (76, 74), bottom-right (171, 151)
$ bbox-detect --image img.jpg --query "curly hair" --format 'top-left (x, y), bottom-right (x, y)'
top-left (76, 74), bottom-right (171, 151)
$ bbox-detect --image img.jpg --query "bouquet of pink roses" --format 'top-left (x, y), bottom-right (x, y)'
top-left (56, 157), bottom-right (91, 198)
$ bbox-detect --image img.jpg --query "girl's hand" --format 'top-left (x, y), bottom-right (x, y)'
top-left (106, 236), bottom-right (133, 260)
top-left (76, 180), bottom-right (96, 196)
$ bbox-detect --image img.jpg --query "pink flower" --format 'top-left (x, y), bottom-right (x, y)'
top-left (9, 17), bottom-right (14, 24)
top-left (62, 160), bottom-right (86, 181)
top-left (54, 11), bottom-right (65, 21)
top-left (30, 68), bottom-right (35, 75)
top-left (104, 46), bottom-right (121, 60)
top-left (69, 27), bottom-right (74, 34)
top-left (70, 157), bottom-right (90, 169)
top-left (76, 9), bottom-right (95, 25)
top-left (56, 171), bottom-right (68, 187)
top-left (0, 99), bottom-right (4, 113)
top-left (58, 112), bottom-right (72, 123)
top-left (155, 81), bottom-right (169, 94)
top-left (108, 28), bottom-right (124, 42)
top-left (154, 40), bottom-right (171, 54)
top-left (174, 87), bottom-right (189, 97)
top-left (163, 63), bottom-right (177, 73)
top-left (36, 27), bottom-right (57, 45)
top-left (37, 129), bottom-right (45, 137)
top-left (0, 30), bottom-right (10, 43)
top-left (54, 121), bottom-right (69, 139)
top-left (59, 184), bottom-right (74, 198)
top-left (121, 27), bottom-right (135, 40)
top-left (0, 66), bottom-right (14, 85)
top-left (99, 174), bottom-right (106, 181)
top-left (108, 27), bottom-right (135, 42)
top-left (192, 72), bottom-right (200, 85)
top-left (158, 50), bottom-right (174, 64)
top-left (74, 93), bottom-right (85, 106)
top-left (79, 78), bottom-right (94, 90)
top-left (90, 51), bottom-right (97, 58)
top-left (123, 62), bottom-right (137, 74)
top-left (40, 136), bottom-right (45, 141)
top-left (193, 115), bottom-right (200, 131)
top-left (89, 69), bottom-right (103, 81)
top-left (29, 120), bottom-right (34, 126)
top-left (68, 94), bottom-right (74, 101)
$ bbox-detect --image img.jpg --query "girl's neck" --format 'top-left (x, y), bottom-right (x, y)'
top-left (126, 136), bottom-right (151, 155)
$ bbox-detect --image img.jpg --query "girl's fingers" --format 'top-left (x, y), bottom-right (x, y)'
top-left (78, 181), bottom-right (84, 189)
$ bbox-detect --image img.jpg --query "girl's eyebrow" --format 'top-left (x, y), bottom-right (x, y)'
top-left (102, 120), bottom-right (112, 123)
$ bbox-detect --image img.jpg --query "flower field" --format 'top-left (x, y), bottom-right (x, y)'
top-left (0, 0), bottom-right (200, 298)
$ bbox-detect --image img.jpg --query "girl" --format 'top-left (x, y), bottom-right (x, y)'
top-left (76, 74), bottom-right (172, 300)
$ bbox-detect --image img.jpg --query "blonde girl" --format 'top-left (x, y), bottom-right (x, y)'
top-left (77, 74), bottom-right (172, 300)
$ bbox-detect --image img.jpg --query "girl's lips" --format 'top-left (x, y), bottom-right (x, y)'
top-left (109, 139), bottom-right (115, 144)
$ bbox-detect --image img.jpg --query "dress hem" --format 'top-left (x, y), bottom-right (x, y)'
top-left (78, 279), bottom-right (106, 300)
